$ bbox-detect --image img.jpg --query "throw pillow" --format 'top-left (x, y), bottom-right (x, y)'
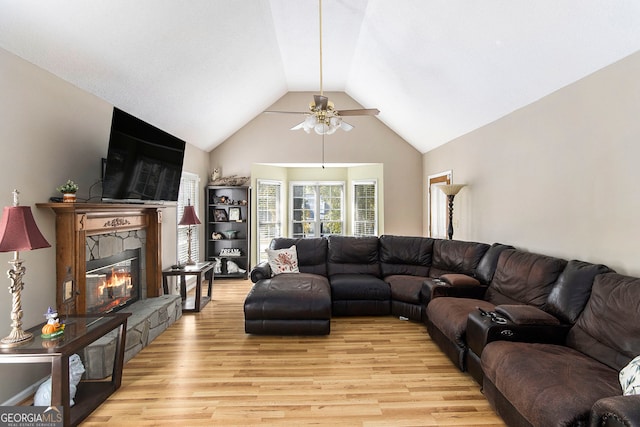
top-left (267, 245), bottom-right (299, 275)
top-left (620, 355), bottom-right (640, 396)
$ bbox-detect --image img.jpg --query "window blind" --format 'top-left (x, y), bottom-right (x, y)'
top-left (257, 180), bottom-right (282, 262)
top-left (177, 172), bottom-right (200, 264)
top-left (353, 181), bottom-right (377, 236)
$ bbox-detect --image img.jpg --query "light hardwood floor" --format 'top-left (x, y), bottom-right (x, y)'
top-left (82, 279), bottom-right (506, 426)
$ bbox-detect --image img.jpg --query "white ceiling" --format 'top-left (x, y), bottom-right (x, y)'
top-left (1, 1), bottom-right (639, 154)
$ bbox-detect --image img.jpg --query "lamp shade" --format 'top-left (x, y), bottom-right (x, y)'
top-left (0, 206), bottom-right (50, 252)
top-left (438, 184), bottom-right (467, 196)
top-left (178, 205), bottom-right (201, 226)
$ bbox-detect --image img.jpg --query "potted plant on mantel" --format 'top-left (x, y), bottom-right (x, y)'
top-left (56, 179), bottom-right (79, 203)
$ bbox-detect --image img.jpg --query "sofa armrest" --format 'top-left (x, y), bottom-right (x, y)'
top-left (466, 309), bottom-right (571, 358)
top-left (494, 304), bottom-right (561, 326)
top-left (439, 273), bottom-right (481, 287)
top-left (591, 395), bottom-right (640, 427)
top-left (250, 261), bottom-right (272, 283)
top-left (426, 278), bottom-right (488, 301)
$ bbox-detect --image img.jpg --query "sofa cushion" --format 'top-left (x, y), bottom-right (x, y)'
top-left (426, 297), bottom-right (495, 348)
top-left (327, 235), bottom-right (381, 277)
top-left (330, 274), bottom-right (390, 301)
top-left (475, 243), bottom-right (514, 285)
top-left (386, 275), bottom-right (428, 304)
top-left (482, 341), bottom-right (621, 427)
top-left (545, 259), bottom-right (613, 324)
top-left (244, 273), bottom-right (331, 320)
top-left (270, 237), bottom-right (327, 276)
top-left (266, 245), bottom-right (299, 275)
top-left (379, 235), bottom-right (433, 277)
top-left (566, 273), bottom-right (640, 371)
top-left (485, 249), bottom-right (567, 309)
top-left (430, 239), bottom-right (490, 278)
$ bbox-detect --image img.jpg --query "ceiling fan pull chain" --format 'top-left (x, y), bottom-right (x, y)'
top-left (322, 133), bottom-right (325, 169)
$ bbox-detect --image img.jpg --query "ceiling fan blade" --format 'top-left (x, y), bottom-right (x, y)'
top-left (264, 110), bottom-right (308, 115)
top-left (314, 95), bottom-right (328, 110)
top-left (290, 121), bottom-right (306, 130)
top-left (340, 121), bottom-right (354, 132)
top-left (337, 108), bottom-right (380, 117)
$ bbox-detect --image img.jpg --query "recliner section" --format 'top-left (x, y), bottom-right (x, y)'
top-left (426, 249), bottom-right (568, 372)
top-left (327, 235), bottom-right (391, 316)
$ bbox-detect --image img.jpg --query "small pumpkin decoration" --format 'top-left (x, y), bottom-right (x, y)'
top-left (41, 307), bottom-right (64, 338)
top-left (42, 323), bottom-right (58, 335)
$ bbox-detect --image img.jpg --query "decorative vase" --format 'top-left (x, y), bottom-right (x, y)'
top-left (62, 193), bottom-right (77, 203)
top-left (223, 230), bottom-right (238, 239)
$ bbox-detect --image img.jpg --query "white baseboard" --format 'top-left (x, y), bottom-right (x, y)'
top-left (1, 376), bottom-right (48, 406)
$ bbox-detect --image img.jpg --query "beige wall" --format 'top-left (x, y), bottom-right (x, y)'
top-left (423, 51), bottom-right (640, 276)
top-left (0, 47), bottom-right (209, 403)
top-left (210, 92), bottom-right (423, 238)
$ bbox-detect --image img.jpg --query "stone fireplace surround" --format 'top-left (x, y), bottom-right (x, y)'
top-left (38, 203), bottom-right (182, 378)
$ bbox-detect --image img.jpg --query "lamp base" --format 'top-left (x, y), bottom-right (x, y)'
top-left (0, 329), bottom-right (33, 348)
top-left (184, 259), bottom-right (196, 266)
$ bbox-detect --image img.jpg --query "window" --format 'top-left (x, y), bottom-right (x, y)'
top-left (353, 180), bottom-right (377, 236)
top-left (428, 171), bottom-right (451, 238)
top-left (256, 180), bottom-right (283, 263)
top-left (290, 182), bottom-right (344, 238)
top-left (177, 172), bottom-right (200, 264)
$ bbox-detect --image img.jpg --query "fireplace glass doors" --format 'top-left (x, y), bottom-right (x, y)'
top-left (85, 248), bottom-right (141, 314)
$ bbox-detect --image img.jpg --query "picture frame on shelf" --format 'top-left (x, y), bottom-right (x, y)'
top-left (228, 207), bottom-right (241, 221)
top-left (214, 208), bottom-right (228, 222)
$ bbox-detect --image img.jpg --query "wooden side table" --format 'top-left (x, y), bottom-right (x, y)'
top-left (162, 262), bottom-right (214, 312)
top-left (0, 313), bottom-right (130, 427)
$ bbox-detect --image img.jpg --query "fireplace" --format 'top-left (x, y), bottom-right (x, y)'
top-left (86, 248), bottom-right (141, 314)
top-left (37, 202), bottom-right (164, 315)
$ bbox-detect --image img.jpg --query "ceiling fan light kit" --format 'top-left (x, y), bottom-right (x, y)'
top-left (292, 97), bottom-right (351, 135)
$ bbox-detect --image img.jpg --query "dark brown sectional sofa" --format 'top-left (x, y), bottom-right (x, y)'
top-left (245, 235), bottom-right (640, 426)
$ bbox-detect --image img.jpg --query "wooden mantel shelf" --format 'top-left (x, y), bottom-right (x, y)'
top-left (37, 202), bottom-right (169, 210)
top-left (37, 202), bottom-right (166, 314)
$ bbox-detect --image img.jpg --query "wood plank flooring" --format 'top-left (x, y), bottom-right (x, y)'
top-left (82, 279), bottom-right (505, 426)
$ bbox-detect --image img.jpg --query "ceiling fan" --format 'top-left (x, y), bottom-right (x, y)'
top-left (266, 0), bottom-right (379, 135)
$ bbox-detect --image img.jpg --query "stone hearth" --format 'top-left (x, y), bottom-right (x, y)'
top-left (82, 294), bottom-right (182, 379)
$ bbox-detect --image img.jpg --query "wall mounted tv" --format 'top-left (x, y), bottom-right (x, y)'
top-left (102, 108), bottom-right (186, 203)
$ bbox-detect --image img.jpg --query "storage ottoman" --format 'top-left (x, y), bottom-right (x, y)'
top-left (244, 273), bottom-right (332, 335)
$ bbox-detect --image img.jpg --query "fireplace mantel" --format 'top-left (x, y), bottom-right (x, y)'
top-left (37, 203), bottom-right (165, 314)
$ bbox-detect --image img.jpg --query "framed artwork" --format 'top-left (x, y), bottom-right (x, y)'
top-left (228, 207), bottom-right (241, 221)
top-left (214, 208), bottom-right (228, 222)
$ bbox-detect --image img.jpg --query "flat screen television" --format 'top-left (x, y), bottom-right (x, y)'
top-left (102, 108), bottom-right (186, 203)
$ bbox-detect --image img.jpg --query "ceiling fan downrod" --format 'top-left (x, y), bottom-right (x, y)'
top-left (319, 0), bottom-right (324, 97)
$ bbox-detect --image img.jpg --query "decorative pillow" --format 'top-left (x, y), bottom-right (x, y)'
top-left (267, 245), bottom-right (299, 275)
top-left (620, 355), bottom-right (640, 396)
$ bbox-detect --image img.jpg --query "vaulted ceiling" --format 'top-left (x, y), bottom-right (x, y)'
top-left (1, 1), bottom-right (639, 154)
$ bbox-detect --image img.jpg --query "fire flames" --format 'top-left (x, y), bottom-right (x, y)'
top-left (94, 268), bottom-right (133, 312)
